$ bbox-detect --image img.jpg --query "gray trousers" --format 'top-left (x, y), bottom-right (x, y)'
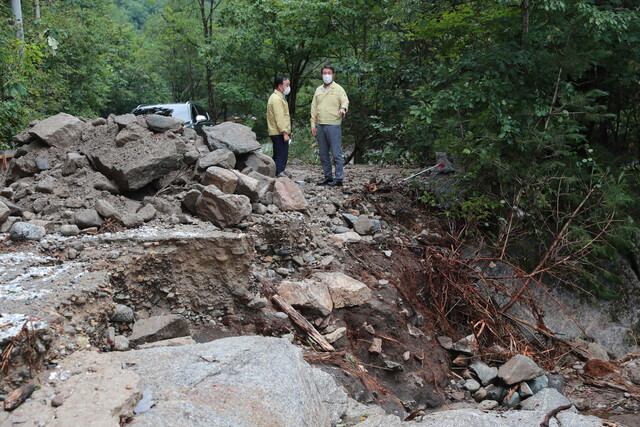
top-left (316, 124), bottom-right (344, 180)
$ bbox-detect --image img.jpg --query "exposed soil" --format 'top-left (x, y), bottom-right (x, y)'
top-left (1, 161), bottom-right (639, 423)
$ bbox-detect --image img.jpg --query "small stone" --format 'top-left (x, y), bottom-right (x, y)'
top-left (499, 354), bottom-right (544, 385)
top-left (324, 327), bottom-right (346, 344)
top-left (464, 379), bottom-right (481, 392)
top-left (364, 323), bottom-right (375, 335)
top-left (59, 224), bottom-right (80, 236)
top-left (437, 336), bottom-right (453, 350)
top-left (51, 395), bottom-right (64, 407)
top-left (369, 338), bottom-right (382, 354)
top-left (403, 351), bottom-right (411, 361)
top-left (114, 335), bottom-right (130, 351)
top-left (473, 388), bottom-right (487, 401)
top-left (503, 391), bottom-right (521, 408)
top-left (111, 304), bottom-right (135, 323)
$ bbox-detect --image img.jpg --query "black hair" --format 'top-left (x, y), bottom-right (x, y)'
top-left (321, 65), bottom-right (335, 74)
top-left (273, 76), bottom-right (289, 89)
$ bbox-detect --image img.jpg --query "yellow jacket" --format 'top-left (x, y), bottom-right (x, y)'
top-left (267, 90), bottom-right (291, 136)
top-left (310, 82), bottom-right (349, 129)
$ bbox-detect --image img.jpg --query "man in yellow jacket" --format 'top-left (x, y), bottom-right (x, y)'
top-left (267, 76), bottom-right (291, 177)
top-left (310, 65), bottom-right (349, 186)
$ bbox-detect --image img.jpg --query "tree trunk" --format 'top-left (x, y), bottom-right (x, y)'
top-left (10, 0), bottom-right (24, 42)
top-left (520, 0), bottom-right (530, 42)
top-left (34, 0), bottom-right (41, 20)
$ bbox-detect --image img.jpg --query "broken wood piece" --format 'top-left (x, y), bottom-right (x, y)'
top-left (4, 384), bottom-right (37, 411)
top-left (271, 295), bottom-right (335, 352)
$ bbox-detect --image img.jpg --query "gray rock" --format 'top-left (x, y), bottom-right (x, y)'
top-left (181, 189), bottom-right (201, 214)
top-left (469, 361), bottom-right (498, 386)
top-left (51, 394), bottom-right (64, 407)
top-left (277, 279), bottom-right (333, 316)
top-left (324, 327), bottom-right (346, 344)
top-left (74, 209), bottom-right (104, 229)
top-left (273, 177), bottom-right (307, 211)
top-left (498, 354), bottom-right (544, 385)
top-left (195, 185), bottom-right (252, 228)
top-left (12, 129), bottom-right (33, 146)
top-left (9, 222), bottom-right (46, 241)
top-left (464, 379), bottom-right (481, 392)
top-left (232, 170), bottom-right (267, 202)
top-left (35, 157), bottom-right (50, 170)
top-left (116, 123), bottom-right (151, 147)
top-left (502, 391), bottom-right (521, 408)
top-left (354, 215), bottom-right (375, 235)
top-left (145, 114), bottom-right (184, 133)
top-left (519, 381), bottom-right (533, 398)
top-left (451, 334), bottom-right (477, 355)
top-left (203, 121), bottom-right (261, 154)
top-left (0, 201), bottom-right (10, 224)
top-left (437, 336), bottom-right (453, 350)
top-left (341, 213), bottom-right (358, 227)
top-left (1, 216), bottom-right (19, 233)
top-left (95, 199), bottom-right (119, 218)
top-left (114, 335), bottom-right (130, 351)
top-left (111, 304), bottom-right (135, 323)
top-left (484, 384), bottom-right (507, 403)
top-left (86, 130), bottom-right (182, 192)
top-left (59, 224), bottom-right (80, 236)
top-left (197, 148), bottom-right (236, 170)
top-left (29, 112), bottom-right (85, 147)
top-left (183, 150), bottom-right (200, 165)
top-left (113, 113), bottom-right (137, 128)
top-left (526, 374), bottom-right (549, 395)
top-left (547, 374), bottom-right (565, 393)
top-left (128, 336), bottom-right (348, 426)
top-left (201, 166), bottom-right (239, 193)
top-left (137, 204), bottom-right (157, 222)
top-left (237, 151), bottom-right (276, 178)
top-left (312, 272), bottom-right (372, 308)
top-left (35, 176), bottom-right (56, 193)
top-left (129, 315), bottom-right (190, 346)
top-left (520, 388), bottom-right (575, 413)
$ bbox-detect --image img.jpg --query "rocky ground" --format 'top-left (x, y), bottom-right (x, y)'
top-left (0, 114), bottom-right (639, 426)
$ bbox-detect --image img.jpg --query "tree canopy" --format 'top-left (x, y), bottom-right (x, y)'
top-left (1, 0), bottom-right (639, 293)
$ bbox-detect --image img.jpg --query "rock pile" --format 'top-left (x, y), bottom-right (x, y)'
top-left (0, 112), bottom-right (308, 236)
top-left (439, 335), bottom-right (576, 411)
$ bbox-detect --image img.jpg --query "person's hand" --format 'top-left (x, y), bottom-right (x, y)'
top-left (311, 126), bottom-right (317, 136)
top-left (283, 133), bottom-right (290, 142)
top-left (339, 108), bottom-right (347, 116)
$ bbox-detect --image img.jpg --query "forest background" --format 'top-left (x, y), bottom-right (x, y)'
top-left (2, 0), bottom-right (640, 297)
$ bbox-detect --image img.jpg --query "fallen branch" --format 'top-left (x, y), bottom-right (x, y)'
top-left (583, 377), bottom-right (640, 394)
top-left (540, 403), bottom-right (573, 427)
top-left (271, 295), bottom-right (335, 352)
top-left (4, 384), bottom-right (37, 411)
top-left (401, 163), bottom-right (444, 182)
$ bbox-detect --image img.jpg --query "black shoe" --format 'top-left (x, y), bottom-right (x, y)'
top-left (317, 177), bottom-right (333, 185)
top-left (328, 179), bottom-right (343, 187)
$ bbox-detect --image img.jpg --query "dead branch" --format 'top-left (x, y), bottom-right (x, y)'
top-left (271, 295), bottom-right (334, 352)
top-left (540, 403), bottom-right (573, 427)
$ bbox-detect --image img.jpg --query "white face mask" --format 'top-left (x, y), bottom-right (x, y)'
top-left (322, 74), bottom-right (333, 84)
top-left (283, 86), bottom-right (291, 96)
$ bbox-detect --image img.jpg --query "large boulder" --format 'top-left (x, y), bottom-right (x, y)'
top-left (498, 354), bottom-right (545, 385)
top-left (273, 177), bottom-right (307, 211)
top-left (201, 166), bottom-right (239, 194)
top-left (9, 222), bottom-right (45, 241)
top-left (312, 272), bottom-right (372, 309)
top-left (145, 115), bottom-right (184, 133)
top-left (202, 122), bottom-right (261, 154)
top-left (129, 315), bottom-right (190, 346)
top-left (195, 185), bottom-right (252, 228)
top-left (232, 170), bottom-right (267, 202)
top-left (237, 151), bottom-right (276, 177)
top-left (197, 148), bottom-right (236, 170)
top-left (277, 279), bottom-right (333, 316)
top-left (86, 128), bottom-right (182, 192)
top-left (28, 112), bottom-right (86, 148)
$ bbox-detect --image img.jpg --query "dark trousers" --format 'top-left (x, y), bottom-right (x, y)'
top-left (270, 134), bottom-right (289, 175)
